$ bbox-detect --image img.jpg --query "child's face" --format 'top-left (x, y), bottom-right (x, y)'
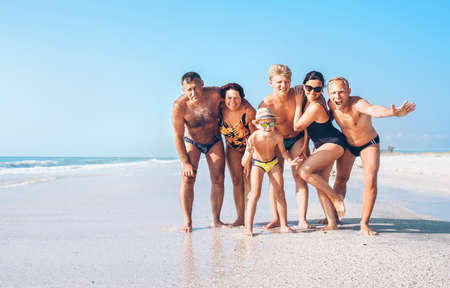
top-left (257, 119), bottom-right (276, 132)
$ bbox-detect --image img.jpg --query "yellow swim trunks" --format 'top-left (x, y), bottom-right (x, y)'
top-left (251, 157), bottom-right (279, 173)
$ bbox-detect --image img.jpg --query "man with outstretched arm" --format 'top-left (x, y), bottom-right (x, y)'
top-left (172, 72), bottom-right (228, 232)
top-left (327, 77), bottom-right (416, 235)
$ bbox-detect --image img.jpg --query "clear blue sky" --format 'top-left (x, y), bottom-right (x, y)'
top-left (1, 1), bottom-right (449, 157)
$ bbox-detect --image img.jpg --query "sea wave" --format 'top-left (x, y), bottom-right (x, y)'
top-left (148, 158), bottom-right (180, 164)
top-left (0, 159), bottom-right (60, 168)
top-left (0, 157), bottom-right (180, 189)
top-left (0, 158), bottom-right (179, 176)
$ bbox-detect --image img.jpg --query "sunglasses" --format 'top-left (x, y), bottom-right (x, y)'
top-left (259, 121), bottom-right (275, 128)
top-left (304, 85), bottom-right (323, 93)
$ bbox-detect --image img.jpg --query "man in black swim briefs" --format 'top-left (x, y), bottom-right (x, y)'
top-left (258, 64), bottom-right (312, 229)
top-left (283, 131), bottom-right (305, 152)
top-left (328, 77), bottom-right (416, 235)
top-left (172, 72), bottom-right (229, 232)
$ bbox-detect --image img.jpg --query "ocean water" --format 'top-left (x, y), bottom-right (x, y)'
top-left (1, 154), bottom-right (449, 222)
top-left (0, 156), bottom-right (177, 188)
top-left (381, 149), bottom-right (450, 154)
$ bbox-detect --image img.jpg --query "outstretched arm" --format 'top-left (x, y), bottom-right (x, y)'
top-left (355, 99), bottom-right (416, 118)
top-left (172, 102), bottom-right (195, 177)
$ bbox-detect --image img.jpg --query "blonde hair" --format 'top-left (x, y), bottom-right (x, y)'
top-left (268, 64), bottom-right (292, 80)
top-left (328, 77), bottom-right (350, 90)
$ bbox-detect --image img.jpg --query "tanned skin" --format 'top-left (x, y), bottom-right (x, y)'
top-left (328, 79), bottom-right (416, 235)
top-left (241, 118), bottom-right (300, 236)
top-left (259, 74), bottom-right (311, 229)
top-left (220, 88), bottom-right (256, 226)
top-left (172, 77), bottom-right (229, 232)
top-left (293, 79), bottom-right (345, 230)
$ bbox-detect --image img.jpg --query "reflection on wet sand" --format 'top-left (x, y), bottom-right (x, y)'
top-left (182, 234), bottom-right (195, 287)
top-left (181, 228), bottom-right (264, 286)
top-left (210, 230), bottom-right (225, 280)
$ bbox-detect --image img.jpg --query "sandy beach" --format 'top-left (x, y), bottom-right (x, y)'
top-left (0, 153), bottom-right (449, 287)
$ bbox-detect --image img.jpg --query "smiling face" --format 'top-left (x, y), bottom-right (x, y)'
top-left (182, 78), bottom-right (204, 103)
top-left (303, 79), bottom-right (323, 102)
top-left (224, 89), bottom-right (242, 111)
top-left (328, 80), bottom-right (351, 110)
top-left (270, 74), bottom-right (291, 96)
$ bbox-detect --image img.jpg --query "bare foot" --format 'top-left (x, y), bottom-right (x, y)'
top-left (232, 218), bottom-right (244, 227)
top-left (360, 223), bottom-right (378, 235)
top-left (280, 226), bottom-right (296, 233)
top-left (298, 220), bottom-right (315, 229)
top-left (211, 220), bottom-right (232, 228)
top-left (318, 218), bottom-right (328, 225)
top-left (244, 228), bottom-right (254, 237)
top-left (332, 197), bottom-right (346, 220)
top-left (263, 219), bottom-right (280, 230)
top-left (320, 224), bottom-right (338, 231)
top-left (181, 225), bottom-right (192, 233)
top-left (318, 218), bottom-right (341, 225)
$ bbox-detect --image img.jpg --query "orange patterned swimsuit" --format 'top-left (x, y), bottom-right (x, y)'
top-left (219, 113), bottom-right (251, 152)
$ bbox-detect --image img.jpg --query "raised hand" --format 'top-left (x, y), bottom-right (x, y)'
top-left (392, 100), bottom-right (416, 117)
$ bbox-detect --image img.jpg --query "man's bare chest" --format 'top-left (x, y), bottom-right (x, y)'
top-left (185, 105), bottom-right (219, 128)
top-left (334, 111), bottom-right (361, 130)
top-left (270, 103), bottom-right (295, 124)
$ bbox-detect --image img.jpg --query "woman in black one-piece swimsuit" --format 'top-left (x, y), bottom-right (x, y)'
top-left (293, 71), bottom-right (346, 230)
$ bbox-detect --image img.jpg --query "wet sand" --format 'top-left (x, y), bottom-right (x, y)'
top-left (0, 153), bottom-right (449, 287)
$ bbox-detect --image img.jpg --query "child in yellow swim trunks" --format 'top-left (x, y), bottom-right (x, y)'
top-left (241, 107), bottom-right (302, 236)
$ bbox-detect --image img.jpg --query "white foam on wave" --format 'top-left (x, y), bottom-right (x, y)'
top-left (0, 165), bottom-right (82, 176)
top-left (1, 159), bottom-right (60, 168)
top-left (148, 158), bottom-right (180, 164)
top-left (0, 158), bottom-right (179, 176)
top-left (0, 158), bottom-right (180, 189)
top-left (0, 176), bottom-right (58, 188)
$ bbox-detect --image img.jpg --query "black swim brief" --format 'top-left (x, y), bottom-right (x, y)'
top-left (283, 131), bottom-right (305, 151)
top-left (184, 134), bottom-right (221, 154)
top-left (347, 135), bottom-right (380, 157)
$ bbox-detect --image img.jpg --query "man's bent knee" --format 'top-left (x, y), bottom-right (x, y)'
top-left (300, 166), bottom-right (312, 181)
top-left (211, 173), bottom-right (225, 185)
top-left (230, 174), bottom-right (243, 186)
top-left (182, 175), bottom-right (196, 185)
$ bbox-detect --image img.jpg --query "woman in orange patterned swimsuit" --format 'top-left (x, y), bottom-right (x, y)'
top-left (219, 83), bottom-right (256, 226)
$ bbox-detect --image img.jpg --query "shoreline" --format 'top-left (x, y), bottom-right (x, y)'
top-left (0, 153), bottom-right (449, 287)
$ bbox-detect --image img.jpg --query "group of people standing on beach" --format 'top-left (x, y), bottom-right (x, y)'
top-left (172, 64), bottom-right (416, 236)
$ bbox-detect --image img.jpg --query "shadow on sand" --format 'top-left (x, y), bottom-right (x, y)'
top-left (332, 218), bottom-right (450, 234)
top-left (252, 218), bottom-right (450, 234)
top-left (189, 218), bottom-right (450, 235)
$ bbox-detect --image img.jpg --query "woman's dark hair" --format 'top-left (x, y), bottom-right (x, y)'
top-left (220, 83), bottom-right (245, 99)
top-left (303, 71), bottom-right (324, 86)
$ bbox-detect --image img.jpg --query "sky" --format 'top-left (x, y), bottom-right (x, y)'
top-left (1, 1), bottom-right (449, 157)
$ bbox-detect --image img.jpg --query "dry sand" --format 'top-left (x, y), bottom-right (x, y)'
top-left (0, 153), bottom-right (449, 287)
